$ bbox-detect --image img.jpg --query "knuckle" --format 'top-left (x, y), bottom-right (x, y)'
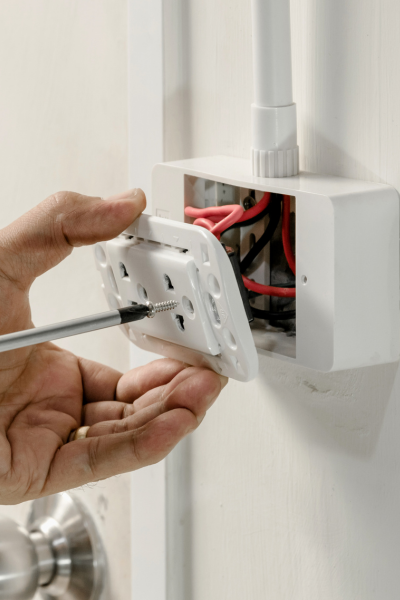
top-left (45, 191), bottom-right (75, 210)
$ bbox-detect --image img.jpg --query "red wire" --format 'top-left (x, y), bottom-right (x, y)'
top-left (243, 276), bottom-right (296, 298)
top-left (282, 195), bottom-right (296, 275)
top-left (185, 204), bottom-right (244, 240)
top-left (184, 194), bottom-right (296, 298)
top-left (184, 192), bottom-right (270, 232)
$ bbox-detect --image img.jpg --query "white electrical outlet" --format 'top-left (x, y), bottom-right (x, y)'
top-left (151, 155), bottom-right (400, 372)
top-left (94, 214), bottom-right (259, 382)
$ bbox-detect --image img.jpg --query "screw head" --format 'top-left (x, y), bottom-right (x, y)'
top-left (243, 196), bottom-right (256, 210)
top-left (146, 302), bottom-right (156, 318)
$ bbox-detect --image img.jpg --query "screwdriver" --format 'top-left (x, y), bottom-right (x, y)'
top-left (0, 300), bottom-right (179, 354)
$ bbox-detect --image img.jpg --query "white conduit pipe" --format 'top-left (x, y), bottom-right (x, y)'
top-left (251, 0), bottom-right (299, 177)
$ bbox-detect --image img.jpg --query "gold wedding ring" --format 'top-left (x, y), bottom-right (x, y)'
top-left (68, 426), bottom-right (90, 442)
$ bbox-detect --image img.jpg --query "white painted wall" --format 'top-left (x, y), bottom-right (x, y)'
top-left (164, 1), bottom-right (400, 599)
top-left (2, 1), bottom-right (400, 598)
top-left (0, 2), bottom-right (131, 599)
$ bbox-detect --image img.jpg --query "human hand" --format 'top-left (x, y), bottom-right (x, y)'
top-left (0, 190), bottom-right (227, 505)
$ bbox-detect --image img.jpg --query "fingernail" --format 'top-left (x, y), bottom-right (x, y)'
top-left (219, 375), bottom-right (229, 390)
top-left (105, 188), bottom-right (139, 202)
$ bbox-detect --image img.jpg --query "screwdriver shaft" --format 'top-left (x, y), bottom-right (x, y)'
top-left (0, 300), bottom-right (179, 353)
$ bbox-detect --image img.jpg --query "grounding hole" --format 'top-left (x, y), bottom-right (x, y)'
top-left (223, 328), bottom-right (237, 350)
top-left (172, 313), bottom-right (185, 332)
top-left (137, 284), bottom-right (148, 301)
top-left (163, 274), bottom-right (174, 291)
top-left (107, 267), bottom-right (118, 293)
top-left (301, 275), bottom-right (308, 285)
top-left (205, 293), bottom-right (221, 326)
top-left (182, 296), bottom-right (195, 318)
top-left (95, 244), bottom-right (107, 266)
top-left (119, 262), bottom-right (129, 279)
top-left (208, 274), bottom-right (221, 298)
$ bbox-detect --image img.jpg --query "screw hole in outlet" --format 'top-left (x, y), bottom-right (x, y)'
top-left (172, 313), bottom-right (185, 332)
top-left (119, 262), bottom-right (129, 279)
top-left (208, 274), bottom-right (221, 298)
top-left (301, 275), bottom-right (308, 285)
top-left (182, 296), bottom-right (195, 318)
top-left (137, 284), bottom-right (148, 301)
top-left (206, 293), bottom-right (221, 326)
top-left (163, 274), bottom-right (174, 291)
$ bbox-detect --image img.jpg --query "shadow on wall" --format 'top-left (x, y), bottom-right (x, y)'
top-left (257, 357), bottom-right (398, 459)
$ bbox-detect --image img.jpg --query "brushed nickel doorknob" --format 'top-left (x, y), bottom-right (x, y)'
top-left (0, 492), bottom-right (104, 600)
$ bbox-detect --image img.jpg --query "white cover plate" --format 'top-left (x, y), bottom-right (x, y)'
top-left (94, 214), bottom-right (259, 382)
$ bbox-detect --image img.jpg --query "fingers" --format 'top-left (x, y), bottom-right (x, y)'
top-left (45, 408), bottom-right (197, 493)
top-left (0, 189), bottom-right (146, 287)
top-left (116, 358), bottom-right (189, 403)
top-left (78, 357), bottom-right (123, 403)
top-left (79, 357), bottom-right (187, 405)
top-left (128, 365), bottom-right (222, 414)
top-left (43, 368), bottom-right (227, 494)
top-left (83, 401), bottom-right (127, 425)
top-left (84, 368), bottom-right (226, 436)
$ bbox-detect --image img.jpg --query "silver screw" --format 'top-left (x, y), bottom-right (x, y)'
top-left (146, 300), bottom-right (179, 318)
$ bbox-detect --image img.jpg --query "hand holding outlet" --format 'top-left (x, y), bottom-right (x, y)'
top-left (0, 189), bottom-right (227, 505)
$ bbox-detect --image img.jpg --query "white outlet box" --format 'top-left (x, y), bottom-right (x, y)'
top-left (152, 155), bottom-right (400, 372)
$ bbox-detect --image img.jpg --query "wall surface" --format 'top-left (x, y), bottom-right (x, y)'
top-left (164, 1), bottom-right (400, 599)
top-left (2, 2), bottom-right (400, 599)
top-left (0, 2), bottom-right (131, 599)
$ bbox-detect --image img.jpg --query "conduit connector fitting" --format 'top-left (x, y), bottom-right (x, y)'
top-left (251, 103), bottom-right (299, 178)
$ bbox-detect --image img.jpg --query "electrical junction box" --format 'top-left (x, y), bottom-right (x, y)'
top-left (150, 155), bottom-right (400, 372)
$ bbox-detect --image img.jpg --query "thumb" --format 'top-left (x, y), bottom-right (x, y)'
top-left (0, 189), bottom-right (146, 287)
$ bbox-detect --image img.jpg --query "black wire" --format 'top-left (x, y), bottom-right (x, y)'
top-left (272, 281), bottom-right (296, 288)
top-left (251, 307), bottom-right (296, 321)
top-left (223, 204), bottom-right (270, 232)
top-left (221, 193), bottom-right (296, 322)
top-left (239, 194), bottom-right (282, 274)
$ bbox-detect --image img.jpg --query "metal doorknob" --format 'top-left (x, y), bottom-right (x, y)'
top-left (0, 492), bottom-right (104, 600)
